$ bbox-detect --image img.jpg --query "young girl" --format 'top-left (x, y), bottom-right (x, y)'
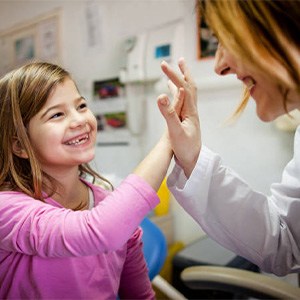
top-left (157, 0), bottom-right (300, 276)
top-left (0, 62), bottom-right (173, 299)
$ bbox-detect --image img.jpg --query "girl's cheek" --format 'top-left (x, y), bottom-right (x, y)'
top-left (90, 114), bottom-right (98, 130)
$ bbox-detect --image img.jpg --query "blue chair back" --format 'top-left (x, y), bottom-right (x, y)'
top-left (141, 217), bottom-right (167, 280)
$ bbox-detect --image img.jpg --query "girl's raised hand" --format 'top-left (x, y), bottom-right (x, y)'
top-left (157, 57), bottom-right (201, 178)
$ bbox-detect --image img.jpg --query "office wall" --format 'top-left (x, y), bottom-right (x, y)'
top-left (0, 0), bottom-right (294, 244)
top-left (0, 0), bottom-right (192, 98)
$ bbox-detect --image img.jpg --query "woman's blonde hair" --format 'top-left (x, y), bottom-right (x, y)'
top-left (198, 0), bottom-right (300, 116)
top-left (0, 62), bottom-right (111, 200)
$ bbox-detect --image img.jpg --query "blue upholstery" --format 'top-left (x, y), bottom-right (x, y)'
top-left (141, 217), bottom-right (167, 280)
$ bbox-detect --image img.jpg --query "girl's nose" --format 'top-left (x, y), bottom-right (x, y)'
top-left (69, 112), bottom-right (86, 129)
top-left (214, 44), bottom-right (235, 76)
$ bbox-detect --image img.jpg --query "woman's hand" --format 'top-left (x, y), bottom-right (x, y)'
top-left (157, 57), bottom-right (201, 178)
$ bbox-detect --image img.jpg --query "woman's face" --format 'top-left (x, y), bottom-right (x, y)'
top-left (27, 78), bottom-right (97, 175)
top-left (214, 44), bottom-right (300, 122)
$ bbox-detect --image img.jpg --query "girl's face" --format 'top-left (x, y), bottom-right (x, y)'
top-left (214, 44), bottom-right (300, 122)
top-left (27, 78), bottom-right (97, 174)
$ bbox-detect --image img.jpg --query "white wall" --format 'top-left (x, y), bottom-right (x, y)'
top-left (0, 0), bottom-right (191, 98)
top-left (0, 0), bottom-right (294, 244)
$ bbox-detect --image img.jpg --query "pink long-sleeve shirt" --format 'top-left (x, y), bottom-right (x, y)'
top-left (0, 174), bottom-right (159, 299)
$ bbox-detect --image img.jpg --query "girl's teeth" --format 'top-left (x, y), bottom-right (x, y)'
top-left (66, 135), bottom-right (88, 145)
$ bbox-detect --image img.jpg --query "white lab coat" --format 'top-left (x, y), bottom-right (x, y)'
top-left (168, 126), bottom-right (300, 276)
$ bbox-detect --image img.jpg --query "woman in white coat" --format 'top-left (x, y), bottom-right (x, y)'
top-left (157, 0), bottom-right (300, 276)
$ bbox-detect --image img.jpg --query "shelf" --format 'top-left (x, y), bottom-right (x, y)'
top-left (90, 97), bottom-right (126, 114)
top-left (96, 127), bottom-right (132, 145)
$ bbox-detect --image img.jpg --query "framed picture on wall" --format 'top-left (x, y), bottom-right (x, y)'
top-left (0, 9), bottom-right (61, 76)
top-left (38, 16), bottom-right (60, 61)
top-left (196, 5), bottom-right (218, 60)
top-left (14, 35), bottom-right (35, 65)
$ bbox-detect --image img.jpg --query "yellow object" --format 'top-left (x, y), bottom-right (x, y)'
top-left (154, 178), bottom-right (170, 216)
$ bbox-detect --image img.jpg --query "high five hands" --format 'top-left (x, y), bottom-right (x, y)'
top-left (157, 57), bottom-right (201, 178)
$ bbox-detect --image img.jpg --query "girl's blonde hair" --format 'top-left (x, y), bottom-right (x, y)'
top-left (198, 0), bottom-right (300, 117)
top-left (0, 62), bottom-right (111, 200)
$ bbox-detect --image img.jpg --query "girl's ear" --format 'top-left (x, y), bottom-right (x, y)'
top-left (12, 138), bottom-right (28, 159)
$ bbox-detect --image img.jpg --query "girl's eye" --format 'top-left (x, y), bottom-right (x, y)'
top-left (78, 102), bottom-right (87, 110)
top-left (50, 112), bottom-right (64, 119)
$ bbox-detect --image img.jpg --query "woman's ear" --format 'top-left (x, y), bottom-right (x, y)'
top-left (12, 138), bottom-right (28, 159)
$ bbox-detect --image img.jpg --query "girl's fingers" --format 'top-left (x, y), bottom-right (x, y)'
top-left (157, 94), bottom-right (181, 131)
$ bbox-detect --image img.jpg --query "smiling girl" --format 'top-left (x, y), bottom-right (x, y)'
top-left (0, 62), bottom-right (173, 299)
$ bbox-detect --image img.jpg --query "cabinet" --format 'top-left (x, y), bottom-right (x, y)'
top-left (90, 78), bottom-right (130, 145)
top-left (90, 78), bottom-right (143, 180)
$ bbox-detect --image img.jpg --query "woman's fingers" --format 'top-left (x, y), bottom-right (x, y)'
top-left (161, 61), bottom-right (185, 88)
top-left (161, 58), bottom-right (195, 87)
top-left (178, 57), bottom-right (196, 86)
top-left (167, 80), bottom-right (185, 117)
top-left (167, 79), bottom-right (178, 97)
top-left (158, 58), bottom-right (201, 178)
top-left (174, 87), bottom-right (185, 117)
top-left (161, 57), bottom-right (198, 124)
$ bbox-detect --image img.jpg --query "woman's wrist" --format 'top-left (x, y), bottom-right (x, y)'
top-left (180, 145), bottom-right (201, 178)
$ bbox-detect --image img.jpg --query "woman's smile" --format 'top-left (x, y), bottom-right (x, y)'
top-left (241, 76), bottom-right (256, 95)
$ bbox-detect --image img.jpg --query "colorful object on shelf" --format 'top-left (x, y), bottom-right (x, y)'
top-left (93, 78), bottom-right (124, 100)
top-left (104, 112), bottom-right (126, 128)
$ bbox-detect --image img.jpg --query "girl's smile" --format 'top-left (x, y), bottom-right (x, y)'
top-left (27, 78), bottom-right (97, 175)
top-left (63, 131), bottom-right (91, 147)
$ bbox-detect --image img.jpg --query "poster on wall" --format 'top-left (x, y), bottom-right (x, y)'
top-left (196, 5), bottom-right (218, 60)
top-left (0, 37), bottom-right (11, 75)
top-left (0, 9), bottom-right (61, 76)
top-left (85, 1), bottom-right (104, 52)
top-left (38, 17), bottom-right (59, 61)
top-left (14, 34), bottom-right (35, 65)
top-left (198, 19), bottom-right (218, 59)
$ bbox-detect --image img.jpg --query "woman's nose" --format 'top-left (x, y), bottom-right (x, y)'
top-left (214, 44), bottom-right (235, 76)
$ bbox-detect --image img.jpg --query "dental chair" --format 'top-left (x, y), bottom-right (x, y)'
top-left (141, 217), bottom-right (186, 299)
top-left (181, 265), bottom-right (300, 299)
top-left (141, 217), bottom-right (167, 281)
